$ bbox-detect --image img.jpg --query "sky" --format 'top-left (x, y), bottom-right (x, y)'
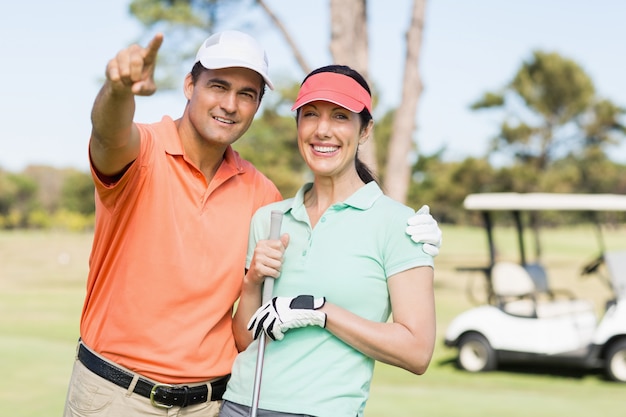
top-left (1, 0), bottom-right (625, 172)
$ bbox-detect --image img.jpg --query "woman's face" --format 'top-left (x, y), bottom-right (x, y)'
top-left (296, 100), bottom-right (370, 180)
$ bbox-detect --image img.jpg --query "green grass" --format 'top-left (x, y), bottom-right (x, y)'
top-left (0, 231), bottom-right (88, 416)
top-left (1, 226), bottom-right (625, 417)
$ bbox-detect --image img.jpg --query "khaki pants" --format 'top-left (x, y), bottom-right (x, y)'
top-left (63, 358), bottom-right (222, 417)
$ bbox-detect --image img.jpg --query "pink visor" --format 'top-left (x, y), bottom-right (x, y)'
top-left (291, 72), bottom-right (372, 114)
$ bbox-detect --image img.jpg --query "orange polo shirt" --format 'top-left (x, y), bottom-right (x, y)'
top-left (80, 116), bottom-right (282, 383)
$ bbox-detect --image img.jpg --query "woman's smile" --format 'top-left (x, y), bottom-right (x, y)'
top-left (312, 144), bottom-right (339, 154)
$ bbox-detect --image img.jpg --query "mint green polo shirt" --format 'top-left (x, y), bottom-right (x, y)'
top-left (224, 182), bottom-right (433, 417)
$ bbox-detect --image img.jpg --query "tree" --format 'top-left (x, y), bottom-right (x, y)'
top-left (23, 165), bottom-right (66, 212)
top-left (407, 154), bottom-right (495, 224)
top-left (0, 171), bottom-right (38, 228)
top-left (472, 50), bottom-right (626, 178)
top-left (60, 171), bottom-right (96, 215)
top-left (383, 0), bottom-right (427, 203)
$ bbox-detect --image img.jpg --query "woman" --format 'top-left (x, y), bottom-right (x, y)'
top-left (220, 65), bottom-right (436, 417)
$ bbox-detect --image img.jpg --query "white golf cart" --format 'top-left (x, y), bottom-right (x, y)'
top-left (444, 192), bottom-right (626, 382)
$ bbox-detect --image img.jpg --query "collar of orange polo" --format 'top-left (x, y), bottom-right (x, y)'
top-left (291, 72), bottom-right (372, 114)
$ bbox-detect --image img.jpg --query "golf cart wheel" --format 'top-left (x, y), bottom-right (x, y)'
top-left (457, 333), bottom-right (497, 373)
top-left (605, 339), bottom-right (626, 383)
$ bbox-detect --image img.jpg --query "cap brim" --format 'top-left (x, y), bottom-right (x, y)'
top-left (198, 57), bottom-right (274, 90)
top-left (291, 90), bottom-right (364, 113)
top-left (291, 72), bottom-right (371, 113)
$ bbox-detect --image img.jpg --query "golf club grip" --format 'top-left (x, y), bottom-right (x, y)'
top-left (262, 210), bottom-right (283, 303)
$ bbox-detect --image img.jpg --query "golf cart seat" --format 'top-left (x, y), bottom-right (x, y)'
top-left (491, 262), bottom-right (595, 318)
top-left (603, 251), bottom-right (626, 300)
top-left (524, 262), bottom-right (578, 300)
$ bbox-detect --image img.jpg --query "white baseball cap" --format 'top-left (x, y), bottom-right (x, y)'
top-left (195, 30), bottom-right (274, 90)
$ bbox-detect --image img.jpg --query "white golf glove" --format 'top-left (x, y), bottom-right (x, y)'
top-left (406, 205), bottom-right (442, 257)
top-left (247, 295), bottom-right (327, 341)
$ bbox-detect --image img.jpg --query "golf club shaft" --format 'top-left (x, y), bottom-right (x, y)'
top-left (250, 210), bottom-right (283, 417)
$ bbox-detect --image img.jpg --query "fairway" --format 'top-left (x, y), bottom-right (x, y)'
top-left (1, 226), bottom-right (624, 417)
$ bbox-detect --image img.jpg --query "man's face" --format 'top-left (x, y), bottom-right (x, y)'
top-left (184, 67), bottom-right (263, 147)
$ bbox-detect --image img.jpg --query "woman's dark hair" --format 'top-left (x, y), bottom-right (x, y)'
top-left (298, 65), bottom-right (378, 184)
top-left (190, 62), bottom-right (266, 101)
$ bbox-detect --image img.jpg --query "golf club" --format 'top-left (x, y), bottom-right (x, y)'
top-left (249, 209), bottom-right (283, 417)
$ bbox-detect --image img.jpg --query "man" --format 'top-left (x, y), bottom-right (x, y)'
top-left (63, 30), bottom-right (442, 417)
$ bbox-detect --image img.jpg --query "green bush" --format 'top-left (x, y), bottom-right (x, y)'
top-left (52, 209), bottom-right (94, 232)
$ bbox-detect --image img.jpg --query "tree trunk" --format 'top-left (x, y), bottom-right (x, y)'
top-left (256, 0), bottom-right (311, 74)
top-left (329, 0), bottom-right (377, 173)
top-left (383, 0), bottom-right (426, 203)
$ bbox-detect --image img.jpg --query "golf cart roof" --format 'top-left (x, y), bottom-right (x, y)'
top-left (464, 193), bottom-right (626, 212)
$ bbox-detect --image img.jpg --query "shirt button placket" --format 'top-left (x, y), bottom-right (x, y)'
top-left (303, 228), bottom-right (313, 257)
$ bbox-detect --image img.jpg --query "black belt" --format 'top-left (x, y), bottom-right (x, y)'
top-left (77, 343), bottom-right (230, 409)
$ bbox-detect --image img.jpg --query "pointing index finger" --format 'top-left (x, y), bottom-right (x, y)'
top-left (143, 33), bottom-right (164, 64)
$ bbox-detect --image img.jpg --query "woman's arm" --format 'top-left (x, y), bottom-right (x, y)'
top-left (322, 266), bottom-right (436, 375)
top-left (232, 234), bottom-right (289, 351)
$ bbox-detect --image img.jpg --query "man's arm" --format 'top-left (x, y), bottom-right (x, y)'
top-left (89, 33), bottom-right (163, 176)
